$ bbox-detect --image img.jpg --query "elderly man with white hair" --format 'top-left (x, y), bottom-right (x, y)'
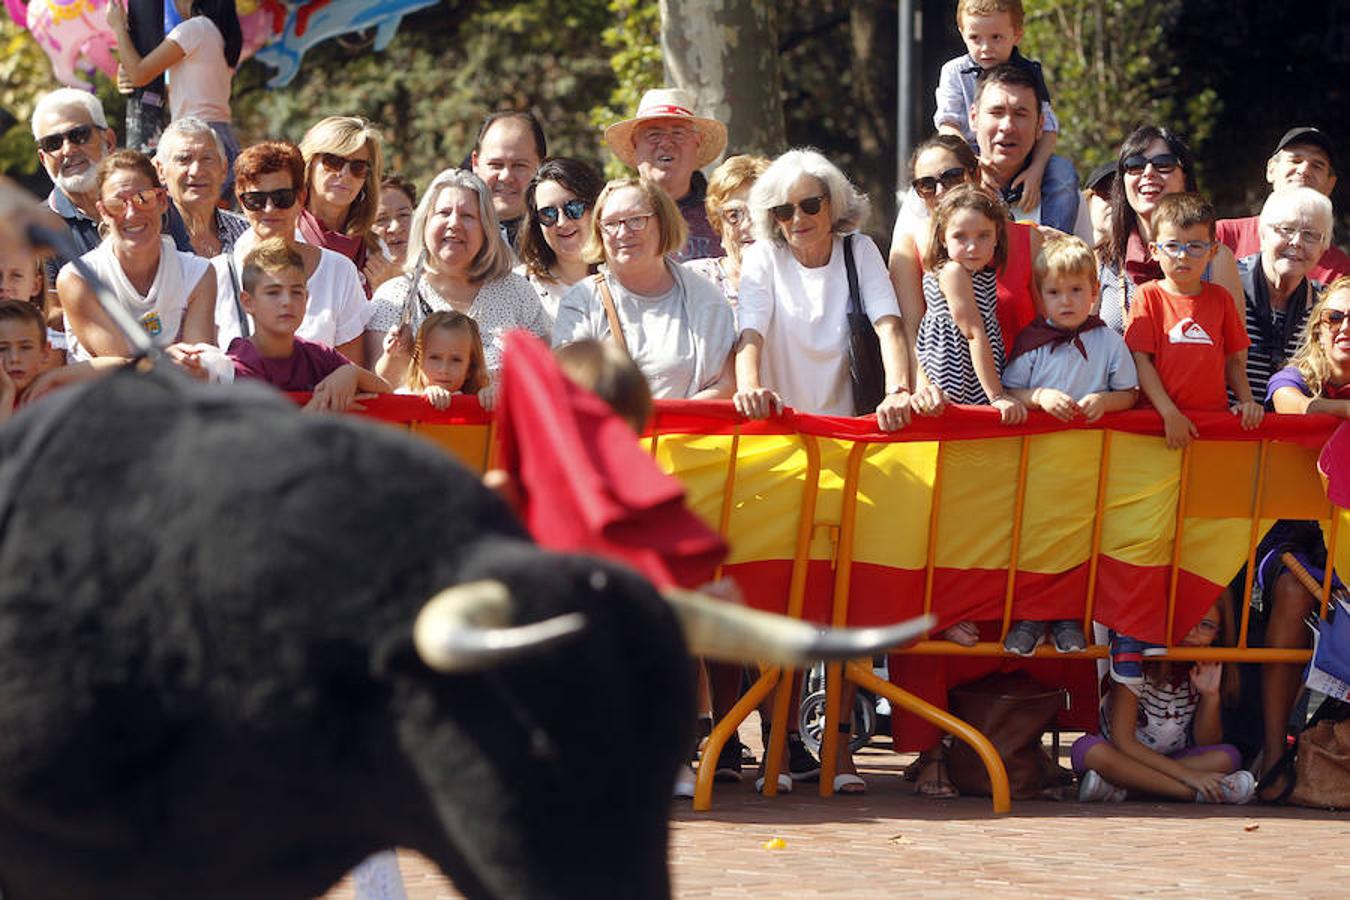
top-left (604, 88), bottom-right (728, 263)
top-left (156, 116), bottom-right (247, 258)
top-left (1237, 185), bottom-right (1336, 400)
top-left (30, 88), bottom-right (118, 280)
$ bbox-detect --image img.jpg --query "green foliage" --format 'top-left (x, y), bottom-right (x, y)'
top-left (589, 0), bottom-right (662, 179)
top-left (1022, 0), bottom-right (1221, 180)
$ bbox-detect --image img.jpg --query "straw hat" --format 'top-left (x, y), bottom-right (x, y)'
top-left (604, 88), bottom-right (728, 170)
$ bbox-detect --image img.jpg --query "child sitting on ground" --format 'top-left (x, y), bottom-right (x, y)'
top-left (1118, 192), bottom-right (1262, 681)
top-left (227, 238), bottom-right (390, 411)
top-left (933, 0), bottom-right (1077, 230)
top-left (1000, 235), bottom-right (1139, 654)
top-left (1071, 597), bottom-right (1254, 804)
top-left (401, 311), bottom-right (491, 410)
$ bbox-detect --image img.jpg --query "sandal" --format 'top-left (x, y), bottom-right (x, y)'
top-left (833, 773), bottom-right (866, 795)
top-left (913, 752), bottom-right (959, 799)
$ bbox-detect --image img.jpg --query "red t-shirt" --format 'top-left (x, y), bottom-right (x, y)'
top-left (1124, 280), bottom-right (1250, 410)
top-left (1216, 215), bottom-right (1350, 286)
top-left (227, 335), bottom-right (350, 391)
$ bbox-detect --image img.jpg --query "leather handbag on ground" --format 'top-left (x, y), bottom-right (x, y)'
top-left (947, 671), bottom-right (1073, 800)
top-left (1261, 699), bottom-right (1350, 809)
top-left (843, 235), bottom-right (886, 415)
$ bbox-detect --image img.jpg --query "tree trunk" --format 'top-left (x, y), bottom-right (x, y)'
top-left (659, 0), bottom-right (787, 164)
top-left (849, 0), bottom-right (898, 251)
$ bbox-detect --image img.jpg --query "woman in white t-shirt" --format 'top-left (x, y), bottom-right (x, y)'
top-left (107, 1), bottom-right (242, 191)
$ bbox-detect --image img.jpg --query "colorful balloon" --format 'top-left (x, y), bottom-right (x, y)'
top-left (252, 0), bottom-right (438, 88)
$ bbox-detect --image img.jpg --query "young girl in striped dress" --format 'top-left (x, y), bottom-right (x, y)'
top-left (915, 184), bottom-right (1026, 424)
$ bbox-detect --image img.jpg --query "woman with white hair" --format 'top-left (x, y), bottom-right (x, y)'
top-left (734, 148), bottom-right (916, 426)
top-left (731, 149), bottom-right (916, 798)
top-left (366, 168), bottom-right (550, 386)
top-left (1238, 186), bottom-right (1335, 400)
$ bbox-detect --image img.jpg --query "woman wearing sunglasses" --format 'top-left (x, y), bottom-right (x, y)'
top-left (57, 150), bottom-right (216, 360)
top-left (298, 116), bottom-right (395, 297)
top-left (517, 158), bottom-right (605, 322)
top-left (684, 154), bottom-right (771, 309)
top-left (887, 134), bottom-right (1045, 389)
top-left (1100, 125), bottom-right (1244, 332)
top-left (214, 141), bottom-right (369, 362)
top-left (552, 177), bottom-right (735, 400)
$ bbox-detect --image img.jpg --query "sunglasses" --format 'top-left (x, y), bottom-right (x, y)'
top-left (770, 194), bottom-right (826, 222)
top-left (913, 167), bottom-right (968, 198)
top-left (238, 188), bottom-right (299, 212)
top-left (99, 187), bottom-right (164, 216)
top-left (1153, 239), bottom-right (1214, 259)
top-left (1321, 309), bottom-right (1350, 328)
top-left (720, 203), bottom-right (749, 227)
top-left (317, 153), bottom-right (370, 179)
top-left (1122, 153), bottom-right (1180, 176)
top-left (37, 124), bottom-right (98, 154)
top-left (537, 198), bottom-right (588, 227)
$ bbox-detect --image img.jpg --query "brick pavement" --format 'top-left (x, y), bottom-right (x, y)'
top-left (320, 718), bottom-right (1349, 899)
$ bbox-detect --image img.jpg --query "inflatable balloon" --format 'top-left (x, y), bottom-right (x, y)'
top-left (25, 0), bottom-right (119, 90)
top-left (252, 0), bottom-right (438, 88)
top-left (4, 0), bottom-right (28, 26)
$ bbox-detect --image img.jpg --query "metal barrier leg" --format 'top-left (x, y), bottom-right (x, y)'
top-left (818, 660), bottom-right (844, 797)
top-left (847, 661), bottom-right (1012, 814)
top-left (762, 667), bottom-right (795, 799)
top-left (693, 666), bottom-right (782, 811)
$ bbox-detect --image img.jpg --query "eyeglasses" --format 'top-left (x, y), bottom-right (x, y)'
top-left (537, 198), bottom-right (588, 227)
top-left (99, 187), bottom-right (164, 216)
top-left (770, 195), bottom-right (827, 222)
top-left (1269, 223), bottom-right (1326, 246)
top-left (317, 153), bottom-right (370, 179)
top-left (600, 214), bottom-right (652, 236)
top-left (1321, 309), bottom-right (1350, 329)
top-left (1122, 153), bottom-right (1180, 176)
top-left (913, 167), bottom-right (968, 198)
top-left (720, 204), bottom-right (749, 227)
top-left (238, 188), bottom-right (299, 212)
top-left (640, 126), bottom-right (693, 146)
top-left (37, 124), bottom-right (97, 154)
top-left (1153, 239), bottom-right (1214, 259)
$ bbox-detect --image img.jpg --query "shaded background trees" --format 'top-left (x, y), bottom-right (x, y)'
top-left (2, 0), bottom-right (1346, 253)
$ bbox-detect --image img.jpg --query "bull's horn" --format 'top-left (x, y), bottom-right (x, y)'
top-left (664, 587), bottom-right (935, 666)
top-left (414, 580), bottom-right (587, 673)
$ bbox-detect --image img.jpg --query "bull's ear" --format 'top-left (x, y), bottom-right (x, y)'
top-left (371, 626), bottom-right (418, 679)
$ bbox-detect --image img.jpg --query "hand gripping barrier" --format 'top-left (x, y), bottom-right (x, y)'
top-left (334, 394), bottom-right (1347, 813)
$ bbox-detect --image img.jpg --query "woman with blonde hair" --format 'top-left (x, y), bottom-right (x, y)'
top-left (299, 116), bottom-right (396, 295)
top-left (685, 154), bottom-right (771, 307)
top-left (366, 168), bottom-right (550, 387)
top-left (551, 177), bottom-right (736, 400)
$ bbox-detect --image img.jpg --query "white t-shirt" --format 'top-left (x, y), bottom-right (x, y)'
top-left (737, 234), bottom-right (900, 416)
top-left (65, 237), bottom-right (211, 360)
top-left (166, 17), bottom-right (232, 122)
top-left (552, 263), bottom-right (735, 400)
top-left (213, 234), bottom-right (370, 348)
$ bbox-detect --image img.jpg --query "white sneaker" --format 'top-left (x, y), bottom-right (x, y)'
top-left (674, 764), bottom-right (696, 799)
top-left (1078, 769), bottom-right (1126, 802)
top-left (1196, 769), bottom-right (1256, 805)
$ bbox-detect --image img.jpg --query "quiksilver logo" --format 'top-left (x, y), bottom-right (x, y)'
top-left (1167, 317), bottom-right (1213, 345)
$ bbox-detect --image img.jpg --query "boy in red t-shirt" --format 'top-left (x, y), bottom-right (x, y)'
top-left (1111, 193), bottom-right (1263, 684)
top-left (227, 238), bottom-right (389, 411)
top-left (1125, 192), bottom-right (1263, 449)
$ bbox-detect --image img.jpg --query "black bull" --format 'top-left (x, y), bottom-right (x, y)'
top-left (0, 368), bottom-right (696, 899)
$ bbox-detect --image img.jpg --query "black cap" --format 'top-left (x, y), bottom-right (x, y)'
top-left (1084, 162), bottom-right (1115, 193)
top-left (1273, 127), bottom-right (1336, 170)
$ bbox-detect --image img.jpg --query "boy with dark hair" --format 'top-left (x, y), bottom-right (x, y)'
top-left (227, 238), bottom-right (390, 411)
top-left (935, 0), bottom-right (1077, 229)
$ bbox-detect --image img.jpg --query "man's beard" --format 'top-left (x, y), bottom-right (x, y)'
top-left (56, 166), bottom-right (99, 197)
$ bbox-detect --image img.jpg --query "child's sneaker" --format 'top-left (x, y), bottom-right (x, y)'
top-left (1108, 631), bottom-right (1165, 684)
top-left (1077, 769), bottom-right (1126, 803)
top-left (1196, 769), bottom-right (1256, 805)
top-left (1003, 620), bottom-right (1045, 656)
top-left (1050, 619), bottom-right (1087, 653)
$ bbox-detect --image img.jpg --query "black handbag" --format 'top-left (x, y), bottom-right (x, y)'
top-left (844, 235), bottom-right (886, 415)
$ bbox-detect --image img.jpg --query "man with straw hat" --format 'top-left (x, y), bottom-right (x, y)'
top-left (605, 88), bottom-right (728, 262)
